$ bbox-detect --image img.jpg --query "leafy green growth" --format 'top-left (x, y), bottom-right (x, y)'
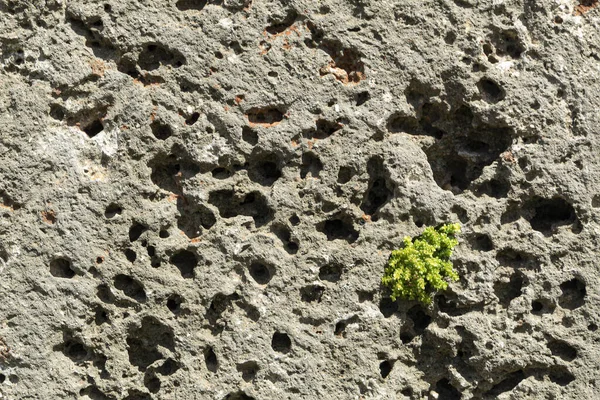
top-left (382, 223), bottom-right (461, 305)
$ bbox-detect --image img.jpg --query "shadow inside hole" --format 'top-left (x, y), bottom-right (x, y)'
top-left (271, 332), bottom-right (292, 353)
top-left (558, 278), bottom-right (586, 310)
top-left (50, 257), bottom-right (75, 278)
top-left (248, 262), bottom-right (272, 285)
top-left (204, 346), bottom-right (218, 372)
top-left (317, 217), bottom-right (359, 243)
top-left (236, 360), bottom-right (260, 382)
top-left (169, 250), bottom-right (198, 278)
top-left (114, 274), bottom-right (147, 302)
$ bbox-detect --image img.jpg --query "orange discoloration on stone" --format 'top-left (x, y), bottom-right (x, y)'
top-left (41, 210), bottom-right (56, 224)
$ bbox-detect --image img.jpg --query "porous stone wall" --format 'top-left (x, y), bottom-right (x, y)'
top-left (1, 0), bottom-right (599, 399)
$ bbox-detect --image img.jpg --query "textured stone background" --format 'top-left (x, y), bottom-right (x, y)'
top-left (1, 0), bottom-right (600, 399)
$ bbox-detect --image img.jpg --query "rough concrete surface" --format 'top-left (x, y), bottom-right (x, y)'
top-left (1, 0), bottom-right (600, 399)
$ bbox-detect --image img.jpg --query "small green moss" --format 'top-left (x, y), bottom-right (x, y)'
top-left (382, 223), bottom-right (461, 305)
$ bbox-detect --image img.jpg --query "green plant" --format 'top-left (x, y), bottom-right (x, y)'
top-left (382, 223), bottom-right (461, 305)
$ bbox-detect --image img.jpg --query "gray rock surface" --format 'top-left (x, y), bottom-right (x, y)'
top-left (1, 0), bottom-right (600, 398)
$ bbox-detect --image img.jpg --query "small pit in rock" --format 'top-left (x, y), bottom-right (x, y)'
top-left (558, 278), bottom-right (586, 310)
top-left (248, 262), bottom-right (272, 285)
top-left (114, 274), bottom-right (147, 302)
top-left (317, 217), bottom-right (359, 243)
top-left (170, 250), bottom-right (198, 279)
top-left (50, 257), bottom-right (75, 278)
top-left (271, 332), bottom-right (292, 354)
top-left (236, 360), bottom-right (259, 382)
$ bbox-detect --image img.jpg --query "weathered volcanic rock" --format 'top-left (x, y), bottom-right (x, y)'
top-left (1, 0), bottom-right (599, 398)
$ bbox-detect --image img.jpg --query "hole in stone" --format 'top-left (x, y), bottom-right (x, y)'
top-left (496, 248), bottom-right (537, 269)
top-left (547, 339), bottom-right (577, 362)
top-left (478, 78), bottom-right (505, 103)
top-left (494, 271), bottom-right (524, 307)
top-left (484, 370), bottom-right (525, 397)
top-left (204, 347), bottom-right (218, 372)
top-left (211, 167), bottom-right (232, 179)
top-left (435, 378), bottom-right (461, 400)
top-left (83, 119), bottom-right (104, 137)
top-left (248, 154), bottom-right (282, 186)
top-left (319, 263), bottom-right (343, 282)
top-left (185, 112), bottom-right (199, 126)
top-left (407, 305), bottom-right (431, 335)
top-left (50, 257), bottom-right (75, 278)
top-left (300, 152), bottom-right (323, 179)
top-left (167, 294), bottom-right (182, 315)
top-left (151, 121), bottom-right (173, 140)
top-left (138, 43), bottom-right (185, 71)
top-left (156, 358), bottom-right (179, 376)
top-left (95, 307), bottom-right (109, 325)
top-left (49, 103), bottom-right (66, 120)
top-left (271, 224), bottom-right (298, 254)
top-left (379, 297), bottom-right (397, 318)
top-left (159, 229), bottom-right (170, 238)
top-left (426, 126), bottom-right (512, 193)
top-left (558, 278), bottom-right (586, 310)
top-left (147, 246), bottom-right (155, 257)
top-left (266, 10), bottom-right (297, 34)
top-left (334, 316), bottom-right (358, 337)
top-left (531, 299), bottom-right (554, 314)
top-left (242, 126), bottom-right (258, 145)
top-left (105, 203), bottom-right (122, 218)
top-left (80, 385), bottom-right (109, 399)
top-left (56, 334), bottom-right (88, 362)
top-left (126, 316), bottom-right (174, 371)
top-left (300, 285), bottom-right (325, 303)
top-left (96, 284), bottom-right (115, 304)
top-left (114, 274), bottom-right (147, 302)
top-left (144, 375), bottom-right (161, 394)
top-left (361, 157), bottom-right (393, 217)
top-left (123, 389), bottom-right (152, 400)
top-left (387, 113), bottom-right (420, 135)
top-left (170, 250), bottom-right (198, 279)
top-left (124, 249), bottom-right (137, 263)
top-left (208, 190), bottom-right (274, 227)
top-left (400, 331), bottom-right (414, 344)
top-left (495, 29), bottom-right (525, 59)
top-left (149, 153), bottom-right (185, 193)
top-left (379, 360), bottom-right (393, 379)
top-left (236, 360), bottom-right (259, 382)
top-left (548, 366), bottom-right (575, 386)
top-left (248, 262), bottom-right (272, 285)
top-left (222, 391), bottom-right (255, 400)
top-left (475, 178), bottom-right (510, 198)
top-left (356, 91), bottom-right (370, 106)
top-left (129, 222), bottom-right (147, 242)
top-left (271, 332), bottom-right (292, 353)
top-left (304, 119), bottom-right (342, 139)
top-left (319, 41), bottom-right (365, 84)
top-left (177, 202), bottom-right (216, 239)
top-left (317, 218), bottom-right (359, 243)
top-left (246, 107), bottom-right (284, 127)
top-left (525, 197), bottom-right (579, 236)
top-left (337, 166), bottom-right (355, 184)
top-left (470, 233), bottom-right (493, 251)
top-left (289, 215), bottom-right (300, 225)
